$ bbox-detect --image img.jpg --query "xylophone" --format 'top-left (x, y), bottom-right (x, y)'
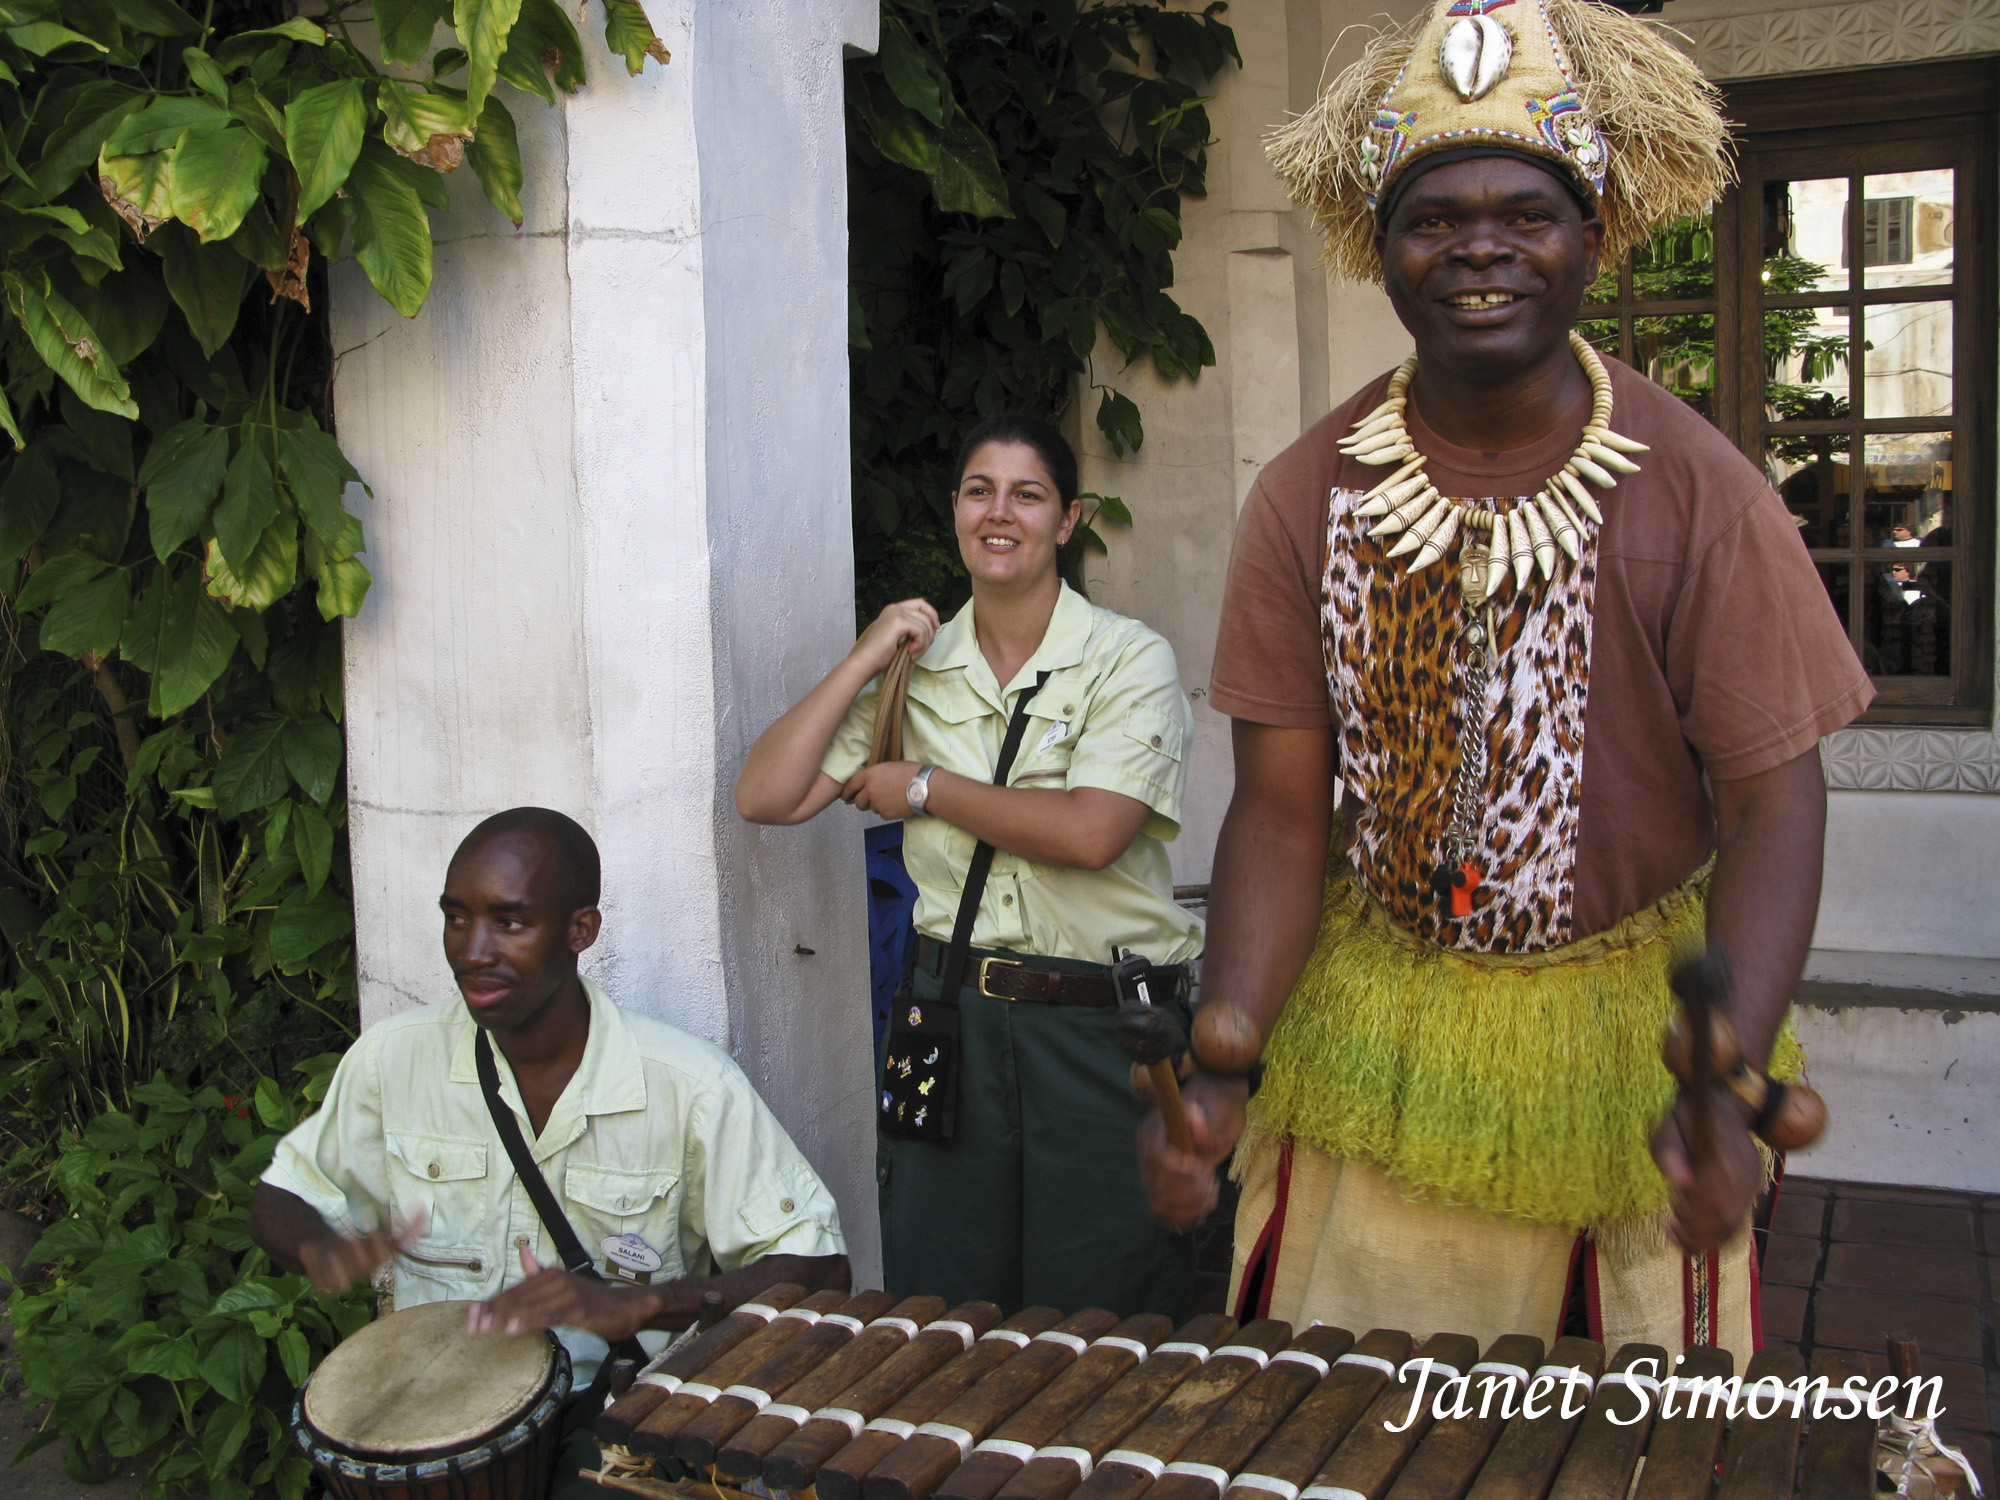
top-left (585, 1286), bottom-right (1881, 1500)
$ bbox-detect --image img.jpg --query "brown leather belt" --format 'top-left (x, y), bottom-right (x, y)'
top-left (912, 935), bottom-right (1187, 1008)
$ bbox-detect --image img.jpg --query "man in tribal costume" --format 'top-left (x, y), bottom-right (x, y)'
top-left (1138, 0), bottom-right (1871, 1359)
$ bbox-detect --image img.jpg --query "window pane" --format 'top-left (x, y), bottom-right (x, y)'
top-left (1632, 313), bottom-right (1715, 420)
top-left (1633, 212), bottom-right (1716, 300)
top-left (1773, 439), bottom-right (1851, 547)
top-left (1864, 433), bottom-right (1953, 545)
top-left (1862, 301), bottom-right (1952, 418)
top-left (1584, 267), bottom-right (1618, 304)
top-left (1764, 177), bottom-right (1849, 295)
top-left (1865, 556), bottom-right (1951, 676)
top-left (1862, 169), bottom-right (1953, 288)
top-left (1766, 305), bottom-right (1851, 422)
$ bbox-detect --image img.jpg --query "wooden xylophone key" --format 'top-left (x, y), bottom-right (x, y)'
top-left (676, 1289), bottom-right (901, 1467)
top-left (1226, 1329), bottom-right (1414, 1500)
top-left (1546, 1341), bottom-right (1668, 1500)
top-left (1462, 1336), bottom-right (1605, 1500)
top-left (1715, 1344), bottom-right (1807, 1499)
top-left (937, 1315), bottom-right (1177, 1500)
top-left (1070, 1318), bottom-right (1298, 1500)
top-left (1146, 1324), bottom-right (1358, 1500)
top-left (819, 1308), bottom-right (1068, 1500)
top-left (628, 1287), bottom-right (855, 1457)
top-left (597, 1282), bottom-right (810, 1443)
top-left (999, 1313), bottom-right (1242, 1500)
top-left (1797, 1348), bottom-right (1877, 1500)
top-left (865, 1310), bottom-right (1125, 1500)
top-left (1305, 1331), bottom-right (1481, 1500)
top-left (1630, 1344), bottom-right (1734, 1500)
top-left (1386, 1333), bottom-right (1546, 1500)
top-left (763, 1303), bottom-right (1005, 1493)
top-left (714, 1295), bottom-right (950, 1479)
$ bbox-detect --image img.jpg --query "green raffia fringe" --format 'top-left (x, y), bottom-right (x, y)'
top-left (1250, 865), bottom-right (1803, 1234)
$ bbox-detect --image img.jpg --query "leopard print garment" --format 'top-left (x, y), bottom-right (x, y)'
top-left (1321, 490), bottom-right (1598, 954)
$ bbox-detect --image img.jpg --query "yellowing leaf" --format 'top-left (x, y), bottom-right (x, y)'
top-left (204, 524), bottom-right (297, 612)
top-left (597, 0), bottom-right (667, 75)
top-left (466, 93), bottom-right (523, 225)
top-left (2, 271), bottom-right (138, 419)
top-left (168, 126), bottom-right (268, 243)
top-left (453, 0), bottom-right (525, 115)
top-left (304, 531), bottom-right (371, 619)
top-left (99, 149), bottom-right (177, 239)
top-left (377, 83), bottom-right (476, 160)
top-left (345, 143), bottom-right (433, 317)
top-left (286, 80), bottom-right (366, 220)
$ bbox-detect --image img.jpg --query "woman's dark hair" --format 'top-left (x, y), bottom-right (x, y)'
top-left (953, 414), bottom-right (1079, 506)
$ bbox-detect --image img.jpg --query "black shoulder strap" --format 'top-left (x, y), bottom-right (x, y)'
top-left (936, 671), bottom-right (1050, 1006)
top-left (474, 1028), bottom-right (646, 1365)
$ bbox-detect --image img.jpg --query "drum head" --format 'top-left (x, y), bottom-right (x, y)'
top-left (303, 1301), bottom-right (556, 1457)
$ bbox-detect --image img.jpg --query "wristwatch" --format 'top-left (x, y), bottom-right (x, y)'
top-left (906, 764), bottom-right (938, 816)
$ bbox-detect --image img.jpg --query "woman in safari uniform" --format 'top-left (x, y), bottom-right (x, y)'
top-left (737, 414), bottom-right (1203, 1317)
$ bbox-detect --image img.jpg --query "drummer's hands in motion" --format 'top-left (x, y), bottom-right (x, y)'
top-left (851, 598), bottom-right (939, 678)
top-left (1136, 1073), bottom-right (1248, 1232)
top-left (468, 1243), bottom-right (652, 1343)
top-left (1650, 1085), bottom-right (1764, 1253)
top-left (298, 1209), bottom-right (426, 1294)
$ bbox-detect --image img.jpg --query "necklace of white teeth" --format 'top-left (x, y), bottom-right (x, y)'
top-left (1341, 332), bottom-right (1648, 601)
top-left (1341, 332), bottom-right (1650, 916)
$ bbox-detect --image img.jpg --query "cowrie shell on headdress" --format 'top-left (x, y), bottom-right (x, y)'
top-left (1438, 15), bottom-right (1512, 104)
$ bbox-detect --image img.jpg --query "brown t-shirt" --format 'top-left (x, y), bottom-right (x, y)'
top-left (1211, 357), bottom-right (1873, 941)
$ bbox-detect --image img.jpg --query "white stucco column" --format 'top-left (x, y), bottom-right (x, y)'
top-left (332, 0), bottom-right (883, 1283)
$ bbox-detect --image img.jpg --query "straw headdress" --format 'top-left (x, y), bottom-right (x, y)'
top-left (1270, 0), bottom-right (1734, 282)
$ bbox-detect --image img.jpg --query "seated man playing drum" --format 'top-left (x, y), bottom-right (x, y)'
top-left (251, 807), bottom-right (850, 1435)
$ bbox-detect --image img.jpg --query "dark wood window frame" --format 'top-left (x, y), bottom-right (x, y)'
top-left (1586, 59), bottom-right (1996, 726)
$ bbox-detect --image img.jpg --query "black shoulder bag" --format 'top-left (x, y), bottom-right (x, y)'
top-left (474, 1030), bottom-right (648, 1407)
top-left (878, 672), bottom-right (1048, 1145)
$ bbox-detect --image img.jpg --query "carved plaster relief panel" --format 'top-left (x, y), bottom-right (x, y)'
top-left (1670, 0), bottom-right (2000, 79)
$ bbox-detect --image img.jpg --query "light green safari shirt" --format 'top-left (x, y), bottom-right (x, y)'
top-left (262, 978), bottom-right (844, 1381)
top-left (824, 583), bottom-right (1203, 966)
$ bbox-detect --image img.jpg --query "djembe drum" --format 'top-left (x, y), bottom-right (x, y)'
top-left (588, 1286), bottom-right (1885, 1500)
top-left (294, 1300), bottom-right (573, 1500)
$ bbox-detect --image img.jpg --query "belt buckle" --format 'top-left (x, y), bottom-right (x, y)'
top-left (977, 956), bottom-right (1022, 1000)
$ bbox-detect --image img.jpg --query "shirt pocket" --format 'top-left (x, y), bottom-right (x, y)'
top-left (564, 1164), bottom-right (683, 1275)
top-left (383, 1132), bottom-right (492, 1298)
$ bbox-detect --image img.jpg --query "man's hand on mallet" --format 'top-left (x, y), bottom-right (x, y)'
top-left (468, 1243), bottom-right (654, 1342)
top-left (296, 1210), bottom-right (426, 1294)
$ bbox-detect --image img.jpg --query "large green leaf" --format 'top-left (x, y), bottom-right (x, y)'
top-left (281, 717), bottom-right (343, 806)
top-left (268, 887), bottom-right (353, 968)
top-left (33, 82), bottom-right (146, 199)
top-left (53, 264), bottom-right (167, 366)
top-left (453, 0), bottom-right (524, 114)
top-left (878, 15), bottom-right (947, 127)
top-left (169, 125), bottom-right (267, 243)
top-left (0, 444), bottom-right (62, 564)
top-left (497, 0), bottom-right (583, 102)
top-left (157, 224), bottom-right (251, 358)
top-left (372, 0), bottom-right (452, 67)
top-left (212, 716), bottom-right (289, 818)
top-left (285, 80), bottom-right (366, 220)
top-left (929, 106), bottom-right (1011, 219)
top-left (196, 1324), bottom-right (265, 1409)
top-left (39, 570), bottom-right (131, 659)
top-left (291, 801), bottom-right (333, 897)
top-left (851, 70), bottom-right (940, 175)
top-left (2, 271), bottom-right (138, 418)
top-left (213, 429), bottom-right (280, 572)
top-left (110, 0), bottom-right (200, 38)
top-left (204, 524), bottom-right (295, 611)
top-left (275, 415), bottom-right (361, 547)
top-left (103, 97), bottom-right (228, 156)
top-left (377, 83), bottom-right (476, 159)
top-left (598, 0), bottom-right (667, 75)
top-left (15, 550), bottom-right (108, 613)
top-left (345, 142), bottom-right (433, 317)
top-left (214, 17), bottom-right (328, 70)
top-left (303, 532), bottom-right (371, 620)
top-left (7, 21), bottom-right (108, 56)
top-left (0, 386), bottom-right (19, 452)
top-left (465, 93), bottom-right (523, 226)
top-left (140, 420), bottom-right (229, 560)
top-left (124, 565), bottom-right (237, 716)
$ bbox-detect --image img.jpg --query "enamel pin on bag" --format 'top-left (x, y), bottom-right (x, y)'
top-left (876, 670), bottom-right (1049, 1144)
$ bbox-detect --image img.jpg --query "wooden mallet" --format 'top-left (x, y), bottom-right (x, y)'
top-left (1663, 949), bottom-right (1827, 1153)
top-left (1111, 950), bottom-right (1194, 1154)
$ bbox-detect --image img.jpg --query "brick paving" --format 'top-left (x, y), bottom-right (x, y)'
top-left (1761, 1174), bottom-right (1998, 1496)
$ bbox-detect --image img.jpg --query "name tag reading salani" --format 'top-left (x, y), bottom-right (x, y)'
top-left (601, 1233), bottom-right (664, 1284)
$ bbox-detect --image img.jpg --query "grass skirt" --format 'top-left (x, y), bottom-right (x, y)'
top-left (1246, 862), bottom-right (1801, 1237)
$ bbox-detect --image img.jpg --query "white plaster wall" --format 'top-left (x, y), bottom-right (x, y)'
top-left (334, 0), bottom-right (881, 1283)
top-left (1813, 791), bottom-right (2000, 959)
top-left (1792, 1003), bottom-right (2000, 1193)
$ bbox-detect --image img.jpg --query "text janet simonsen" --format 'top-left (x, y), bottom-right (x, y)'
top-left (1380, 1357), bottom-right (1951, 1432)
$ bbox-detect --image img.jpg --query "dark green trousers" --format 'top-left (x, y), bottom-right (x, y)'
top-left (878, 961), bottom-right (1195, 1319)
